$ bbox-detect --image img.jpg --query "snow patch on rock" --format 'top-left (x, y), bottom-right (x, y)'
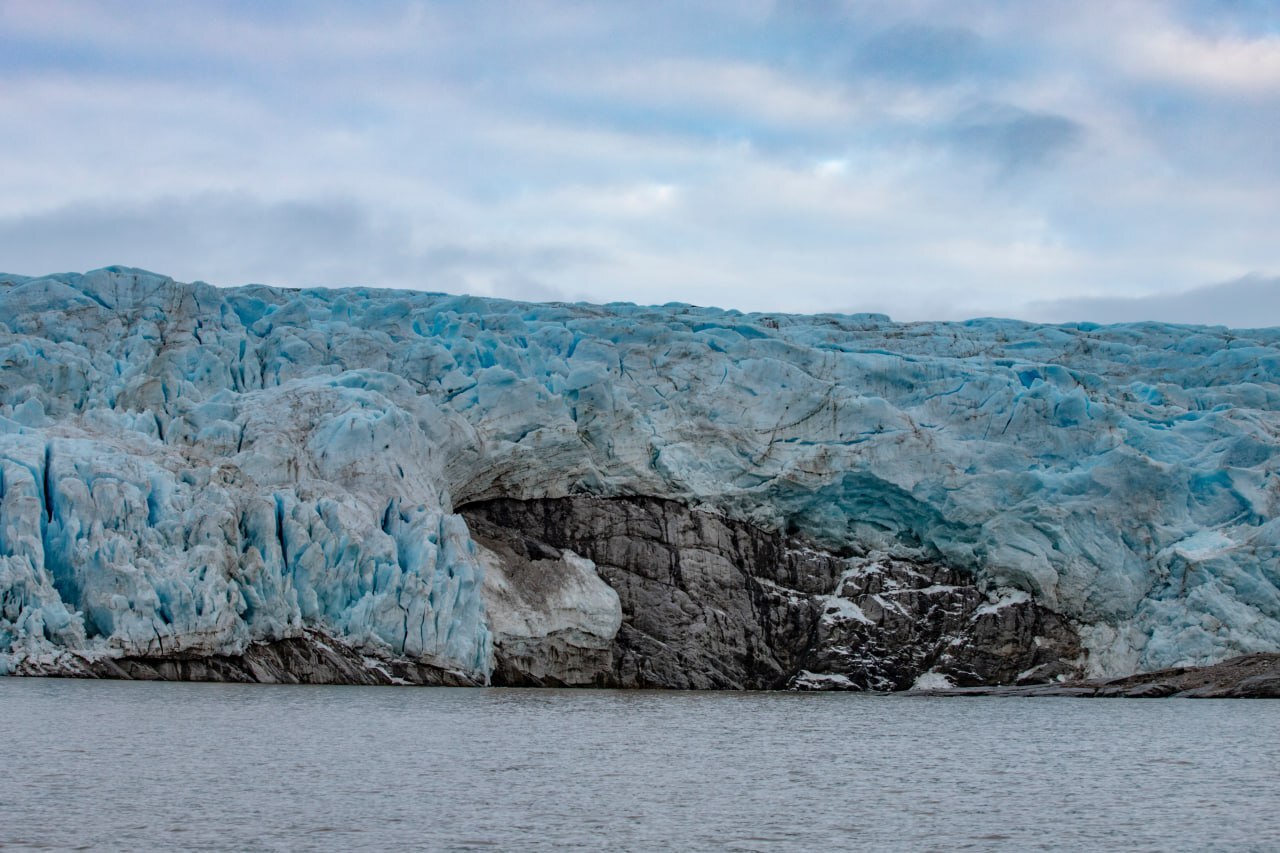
top-left (910, 671), bottom-right (956, 691)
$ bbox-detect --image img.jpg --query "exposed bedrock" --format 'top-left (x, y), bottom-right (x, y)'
top-left (14, 628), bottom-right (480, 686)
top-left (927, 652), bottom-right (1280, 698)
top-left (462, 496), bottom-right (1083, 690)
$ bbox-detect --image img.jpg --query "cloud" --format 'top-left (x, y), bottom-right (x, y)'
top-left (547, 59), bottom-right (858, 128)
top-left (0, 1), bottom-right (1276, 325)
top-left (1031, 274), bottom-right (1280, 328)
top-left (1120, 27), bottom-right (1280, 95)
top-left (0, 193), bottom-right (603, 298)
top-left (0, 194), bottom-right (402, 285)
top-left (420, 242), bottom-right (604, 277)
top-left (943, 102), bottom-right (1084, 174)
top-left (485, 273), bottom-right (573, 304)
top-left (856, 23), bottom-right (987, 82)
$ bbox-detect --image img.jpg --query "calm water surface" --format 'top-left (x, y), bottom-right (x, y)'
top-left (1, 679), bottom-right (1275, 851)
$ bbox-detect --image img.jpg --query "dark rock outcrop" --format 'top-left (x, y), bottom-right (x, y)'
top-left (796, 556), bottom-right (1081, 690)
top-left (926, 652), bottom-right (1280, 698)
top-left (461, 495), bottom-right (1084, 690)
top-left (16, 629), bottom-right (480, 686)
top-left (468, 495), bottom-right (825, 688)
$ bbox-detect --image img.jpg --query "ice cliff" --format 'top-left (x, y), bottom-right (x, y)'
top-left (2, 267), bottom-right (1278, 686)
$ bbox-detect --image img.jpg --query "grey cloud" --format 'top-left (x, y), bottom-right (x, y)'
top-left (486, 273), bottom-right (572, 304)
top-left (0, 194), bottom-right (603, 296)
top-left (1032, 274), bottom-right (1280, 328)
top-left (945, 103), bottom-right (1084, 174)
top-left (420, 243), bottom-right (605, 277)
top-left (0, 194), bottom-right (400, 286)
top-left (856, 24), bottom-right (986, 82)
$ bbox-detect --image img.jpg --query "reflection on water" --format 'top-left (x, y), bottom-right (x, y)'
top-left (1, 679), bottom-right (1276, 851)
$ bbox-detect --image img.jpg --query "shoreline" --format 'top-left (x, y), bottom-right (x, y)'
top-left (9, 634), bottom-right (1277, 697)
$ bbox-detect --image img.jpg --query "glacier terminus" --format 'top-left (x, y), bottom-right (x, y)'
top-left (2, 267), bottom-right (1278, 690)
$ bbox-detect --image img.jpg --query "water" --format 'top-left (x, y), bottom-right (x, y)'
top-left (1, 679), bottom-right (1275, 852)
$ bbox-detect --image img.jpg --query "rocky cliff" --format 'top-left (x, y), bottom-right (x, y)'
top-left (2, 267), bottom-right (1279, 689)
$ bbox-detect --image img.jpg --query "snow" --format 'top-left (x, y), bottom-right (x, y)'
top-left (2, 266), bottom-right (1280, 677)
top-left (477, 545), bottom-right (621, 656)
top-left (820, 595), bottom-right (875, 626)
top-left (910, 671), bottom-right (955, 691)
top-left (792, 670), bottom-right (858, 690)
top-left (974, 589), bottom-right (1033, 617)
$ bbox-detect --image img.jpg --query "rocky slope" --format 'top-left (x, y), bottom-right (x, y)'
top-left (2, 267), bottom-right (1279, 689)
top-left (923, 652), bottom-right (1280, 698)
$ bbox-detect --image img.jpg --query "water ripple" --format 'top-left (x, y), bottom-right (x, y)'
top-left (1, 680), bottom-right (1276, 851)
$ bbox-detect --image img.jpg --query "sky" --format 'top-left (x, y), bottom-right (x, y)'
top-left (2, 0), bottom-right (1279, 325)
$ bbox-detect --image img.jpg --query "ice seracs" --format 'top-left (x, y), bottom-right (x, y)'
top-left (2, 266), bottom-right (1279, 683)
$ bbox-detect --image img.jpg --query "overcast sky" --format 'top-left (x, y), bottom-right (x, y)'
top-left (2, 1), bottom-right (1279, 324)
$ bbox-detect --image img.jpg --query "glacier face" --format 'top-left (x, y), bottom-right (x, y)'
top-left (1, 266), bottom-right (1279, 681)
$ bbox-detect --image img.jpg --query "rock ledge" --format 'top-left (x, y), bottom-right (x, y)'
top-left (917, 653), bottom-right (1280, 698)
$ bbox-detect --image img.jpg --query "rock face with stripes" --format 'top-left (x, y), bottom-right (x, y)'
top-left (1, 267), bottom-right (1278, 686)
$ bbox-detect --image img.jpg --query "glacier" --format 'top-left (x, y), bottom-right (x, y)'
top-left (1, 266), bottom-right (1278, 686)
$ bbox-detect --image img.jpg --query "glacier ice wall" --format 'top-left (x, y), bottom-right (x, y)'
top-left (1, 266), bottom-right (1279, 678)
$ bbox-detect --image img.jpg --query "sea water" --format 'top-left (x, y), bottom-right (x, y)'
top-left (1, 679), bottom-right (1275, 851)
